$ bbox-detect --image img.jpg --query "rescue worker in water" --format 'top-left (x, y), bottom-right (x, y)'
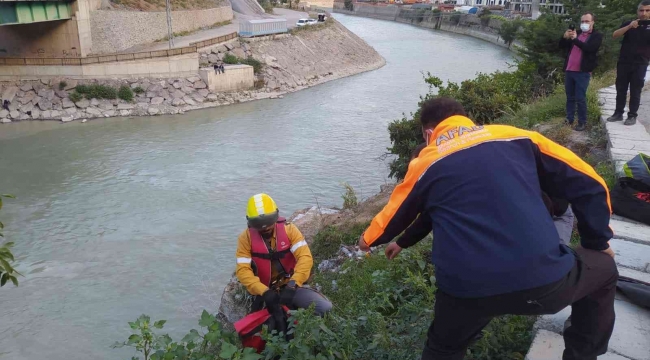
top-left (235, 193), bottom-right (333, 316)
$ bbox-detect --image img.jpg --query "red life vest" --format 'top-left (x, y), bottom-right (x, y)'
top-left (249, 218), bottom-right (297, 286)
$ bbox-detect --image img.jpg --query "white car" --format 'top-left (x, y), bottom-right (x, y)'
top-left (296, 18), bottom-right (317, 27)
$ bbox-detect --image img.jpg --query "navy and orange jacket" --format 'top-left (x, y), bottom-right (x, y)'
top-left (363, 116), bottom-right (613, 298)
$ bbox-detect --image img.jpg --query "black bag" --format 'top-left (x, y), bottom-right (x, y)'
top-left (611, 177), bottom-right (650, 226)
top-left (617, 276), bottom-right (650, 309)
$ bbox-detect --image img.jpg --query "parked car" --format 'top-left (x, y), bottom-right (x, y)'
top-left (296, 18), bottom-right (310, 27)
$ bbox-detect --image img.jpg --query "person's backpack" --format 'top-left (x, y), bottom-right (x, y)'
top-left (611, 177), bottom-right (650, 226)
top-left (623, 153), bottom-right (650, 187)
top-left (234, 306), bottom-right (292, 353)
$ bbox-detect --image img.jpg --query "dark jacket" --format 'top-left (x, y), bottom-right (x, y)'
top-left (363, 116), bottom-right (612, 298)
top-left (559, 29), bottom-right (603, 73)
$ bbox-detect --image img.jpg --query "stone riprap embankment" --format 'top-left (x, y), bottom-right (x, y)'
top-left (0, 77), bottom-right (258, 123)
top-left (90, 4), bottom-right (233, 54)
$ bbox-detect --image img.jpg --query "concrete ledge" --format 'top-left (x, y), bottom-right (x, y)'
top-left (526, 330), bottom-right (630, 360)
top-left (610, 217), bottom-right (650, 245)
top-left (199, 64), bottom-right (253, 92)
top-left (0, 53), bottom-right (199, 80)
top-left (610, 239), bottom-right (650, 273)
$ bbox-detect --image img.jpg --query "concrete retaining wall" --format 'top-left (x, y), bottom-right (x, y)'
top-left (0, 53), bottom-right (199, 80)
top-left (90, 5), bottom-right (233, 54)
top-left (199, 64), bottom-right (254, 92)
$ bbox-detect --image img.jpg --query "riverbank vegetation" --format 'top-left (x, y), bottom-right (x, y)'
top-left (0, 193), bottom-right (19, 287)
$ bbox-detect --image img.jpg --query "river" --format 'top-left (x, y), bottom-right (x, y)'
top-left (0, 14), bottom-right (513, 360)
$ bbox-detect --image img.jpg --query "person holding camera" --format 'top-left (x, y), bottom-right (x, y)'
top-left (560, 12), bottom-right (603, 132)
top-left (607, 0), bottom-right (650, 125)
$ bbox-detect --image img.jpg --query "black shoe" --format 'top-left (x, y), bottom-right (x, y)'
top-left (607, 113), bottom-right (624, 122)
top-left (574, 124), bottom-right (586, 131)
top-left (564, 119), bottom-right (574, 127)
top-left (624, 116), bottom-right (637, 125)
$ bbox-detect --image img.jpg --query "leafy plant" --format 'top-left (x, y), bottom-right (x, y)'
top-left (240, 57), bottom-right (263, 74)
top-left (133, 86), bottom-right (145, 94)
top-left (118, 85), bottom-right (134, 102)
top-left (223, 53), bottom-right (239, 65)
top-left (498, 19), bottom-right (523, 48)
top-left (58, 81), bottom-right (67, 90)
top-left (341, 182), bottom-right (359, 210)
top-left (68, 91), bottom-right (83, 103)
top-left (75, 84), bottom-right (117, 100)
top-left (0, 193), bottom-right (19, 287)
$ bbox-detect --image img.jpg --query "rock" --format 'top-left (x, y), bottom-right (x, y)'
top-left (216, 45), bottom-right (228, 53)
top-left (0, 110), bottom-right (8, 118)
top-left (19, 91), bottom-right (37, 104)
top-left (171, 90), bottom-right (185, 99)
top-left (9, 110), bottom-right (20, 119)
top-left (31, 108), bottom-right (40, 119)
top-left (2, 86), bottom-right (19, 103)
top-left (64, 79), bottom-right (78, 91)
top-left (55, 90), bottom-right (68, 99)
top-left (38, 99), bottom-right (53, 111)
top-left (182, 96), bottom-right (196, 106)
top-left (82, 119), bottom-right (88, 123)
top-left (90, 99), bottom-right (100, 106)
top-left (198, 89), bottom-right (209, 98)
top-left (51, 96), bottom-right (62, 105)
top-left (232, 48), bottom-right (246, 59)
top-left (151, 97), bottom-right (164, 105)
top-left (20, 83), bottom-right (33, 92)
top-left (41, 110), bottom-right (52, 119)
top-left (119, 110), bottom-right (131, 116)
top-left (208, 54), bottom-right (219, 63)
top-left (187, 76), bottom-right (202, 83)
top-left (225, 43), bottom-right (234, 51)
top-left (217, 277), bottom-right (253, 333)
top-left (148, 107), bottom-right (160, 115)
top-left (159, 80), bottom-right (168, 89)
top-left (61, 116), bottom-right (74, 123)
top-left (117, 103), bottom-right (134, 110)
top-left (146, 91), bottom-right (158, 98)
top-left (130, 83), bottom-right (141, 89)
top-left (62, 98), bottom-right (75, 108)
top-left (86, 108), bottom-right (102, 116)
top-left (191, 93), bottom-right (205, 103)
top-left (20, 103), bottom-right (34, 113)
top-left (30, 95), bottom-right (42, 106)
top-left (52, 103), bottom-right (63, 111)
top-left (104, 110), bottom-right (116, 117)
top-left (65, 108), bottom-right (77, 115)
top-left (99, 101), bottom-right (113, 110)
top-left (194, 81), bottom-right (207, 89)
top-left (172, 82), bottom-right (182, 89)
top-left (149, 84), bottom-right (164, 93)
top-left (1, 118), bottom-right (11, 123)
top-left (172, 98), bottom-right (186, 106)
top-left (38, 89), bottom-right (55, 100)
top-left (181, 86), bottom-right (194, 95)
top-left (75, 99), bottom-right (90, 108)
top-left (242, 43), bottom-right (250, 52)
top-left (160, 89), bottom-right (171, 100)
top-left (210, 48), bottom-right (219, 54)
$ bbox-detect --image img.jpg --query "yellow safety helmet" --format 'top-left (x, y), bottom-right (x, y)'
top-left (246, 193), bottom-right (279, 230)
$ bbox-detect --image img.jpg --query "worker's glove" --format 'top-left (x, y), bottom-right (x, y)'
top-left (279, 286), bottom-right (297, 307)
top-left (262, 289), bottom-right (281, 313)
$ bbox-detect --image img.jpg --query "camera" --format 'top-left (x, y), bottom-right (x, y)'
top-left (639, 19), bottom-right (650, 26)
top-left (569, 24), bottom-right (576, 31)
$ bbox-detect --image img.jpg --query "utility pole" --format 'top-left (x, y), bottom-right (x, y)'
top-left (166, 0), bottom-right (174, 49)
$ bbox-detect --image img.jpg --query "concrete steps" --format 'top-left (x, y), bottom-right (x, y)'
top-left (526, 330), bottom-right (631, 360)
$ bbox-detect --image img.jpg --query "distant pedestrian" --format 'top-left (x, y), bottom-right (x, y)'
top-left (2, 99), bottom-right (9, 111)
top-left (213, 63), bottom-right (219, 74)
top-left (559, 12), bottom-right (602, 132)
top-left (221, 64), bottom-right (226, 73)
top-left (607, 0), bottom-right (650, 125)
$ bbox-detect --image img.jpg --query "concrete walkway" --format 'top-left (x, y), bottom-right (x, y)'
top-left (125, 8), bottom-right (308, 53)
top-left (526, 80), bottom-right (650, 359)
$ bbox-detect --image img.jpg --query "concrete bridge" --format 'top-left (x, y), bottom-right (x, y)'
top-left (0, 0), bottom-right (73, 26)
top-left (0, 0), bottom-right (94, 58)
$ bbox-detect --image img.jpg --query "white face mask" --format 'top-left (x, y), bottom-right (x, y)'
top-left (580, 23), bottom-right (591, 32)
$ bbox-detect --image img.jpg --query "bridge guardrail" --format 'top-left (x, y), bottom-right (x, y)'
top-left (188, 32), bottom-right (238, 49)
top-left (0, 45), bottom-right (199, 66)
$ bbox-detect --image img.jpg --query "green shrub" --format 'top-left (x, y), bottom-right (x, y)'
top-left (223, 53), bottom-right (239, 64)
top-left (68, 92), bottom-right (82, 103)
top-left (58, 81), bottom-right (67, 90)
top-left (240, 56), bottom-right (263, 74)
top-left (133, 86), bottom-right (145, 94)
top-left (74, 84), bottom-right (117, 99)
top-left (341, 182), bottom-right (358, 210)
top-left (117, 85), bottom-right (134, 102)
top-left (310, 221), bottom-right (368, 262)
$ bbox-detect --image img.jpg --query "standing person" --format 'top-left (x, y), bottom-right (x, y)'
top-left (559, 12), bottom-right (603, 132)
top-left (235, 193), bottom-right (332, 317)
top-left (358, 98), bottom-right (617, 360)
top-left (607, 0), bottom-right (650, 125)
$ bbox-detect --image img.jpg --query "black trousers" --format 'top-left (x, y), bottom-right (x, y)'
top-left (421, 247), bottom-right (618, 360)
top-left (615, 62), bottom-right (648, 117)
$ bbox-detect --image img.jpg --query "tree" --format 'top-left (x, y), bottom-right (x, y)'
top-left (0, 194), bottom-right (19, 287)
top-left (498, 19), bottom-right (523, 48)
